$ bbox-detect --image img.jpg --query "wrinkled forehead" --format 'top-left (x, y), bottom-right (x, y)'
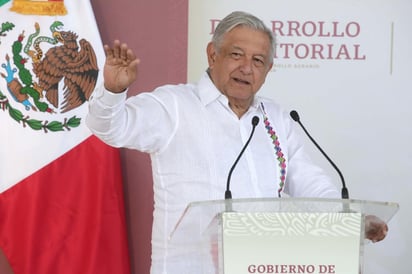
top-left (218, 25), bottom-right (274, 59)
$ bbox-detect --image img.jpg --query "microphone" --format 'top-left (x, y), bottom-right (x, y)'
top-left (225, 116), bottom-right (260, 200)
top-left (290, 110), bottom-right (349, 199)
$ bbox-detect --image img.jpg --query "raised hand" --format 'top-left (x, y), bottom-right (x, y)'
top-left (103, 40), bottom-right (140, 93)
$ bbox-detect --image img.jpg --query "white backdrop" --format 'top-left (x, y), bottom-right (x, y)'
top-left (188, 0), bottom-right (411, 273)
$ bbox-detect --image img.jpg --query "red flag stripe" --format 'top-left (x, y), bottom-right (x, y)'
top-left (0, 135), bottom-right (130, 274)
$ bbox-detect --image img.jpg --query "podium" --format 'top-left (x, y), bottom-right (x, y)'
top-left (169, 198), bottom-right (399, 274)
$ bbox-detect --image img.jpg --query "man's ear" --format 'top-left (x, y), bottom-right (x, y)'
top-left (267, 62), bottom-right (273, 73)
top-left (206, 42), bottom-right (216, 67)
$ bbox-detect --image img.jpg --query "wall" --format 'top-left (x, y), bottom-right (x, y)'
top-left (90, 0), bottom-right (187, 273)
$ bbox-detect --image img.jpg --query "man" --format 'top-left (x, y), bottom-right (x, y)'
top-left (86, 11), bottom-right (387, 274)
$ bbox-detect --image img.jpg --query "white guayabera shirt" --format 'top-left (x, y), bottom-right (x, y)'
top-left (86, 72), bottom-right (339, 274)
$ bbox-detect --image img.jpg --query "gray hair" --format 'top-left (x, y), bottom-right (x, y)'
top-left (212, 11), bottom-right (276, 61)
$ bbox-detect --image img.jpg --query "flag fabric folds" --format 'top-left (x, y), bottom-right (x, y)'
top-left (0, 136), bottom-right (131, 273)
top-left (0, 1), bottom-right (131, 273)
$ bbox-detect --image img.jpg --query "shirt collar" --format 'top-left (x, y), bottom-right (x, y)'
top-left (197, 70), bottom-right (222, 106)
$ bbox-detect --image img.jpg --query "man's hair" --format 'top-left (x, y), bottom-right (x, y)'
top-left (212, 11), bottom-right (276, 61)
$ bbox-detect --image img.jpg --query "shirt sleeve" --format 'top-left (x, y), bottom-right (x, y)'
top-left (86, 84), bottom-right (178, 153)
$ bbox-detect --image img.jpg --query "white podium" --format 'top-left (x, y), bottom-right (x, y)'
top-left (169, 198), bottom-right (399, 274)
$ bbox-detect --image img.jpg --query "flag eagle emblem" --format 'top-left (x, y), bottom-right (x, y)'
top-left (0, 20), bottom-right (99, 133)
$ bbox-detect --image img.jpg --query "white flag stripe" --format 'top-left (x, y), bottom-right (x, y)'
top-left (0, 1), bottom-right (105, 192)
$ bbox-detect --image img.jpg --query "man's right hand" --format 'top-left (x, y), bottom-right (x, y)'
top-left (103, 40), bottom-right (140, 93)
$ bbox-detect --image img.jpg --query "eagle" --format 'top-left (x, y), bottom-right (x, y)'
top-left (32, 30), bottom-right (98, 113)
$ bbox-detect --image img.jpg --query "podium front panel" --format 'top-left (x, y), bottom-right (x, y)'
top-left (221, 212), bottom-right (362, 274)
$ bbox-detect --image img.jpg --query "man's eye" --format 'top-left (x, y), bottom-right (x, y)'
top-left (231, 52), bottom-right (242, 59)
top-left (254, 58), bottom-right (265, 66)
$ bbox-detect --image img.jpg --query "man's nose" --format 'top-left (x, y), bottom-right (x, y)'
top-left (239, 58), bottom-right (253, 74)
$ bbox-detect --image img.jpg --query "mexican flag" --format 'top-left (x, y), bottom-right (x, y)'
top-left (0, 1), bottom-right (131, 273)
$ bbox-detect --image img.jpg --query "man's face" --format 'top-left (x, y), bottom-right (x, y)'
top-left (207, 26), bottom-right (273, 109)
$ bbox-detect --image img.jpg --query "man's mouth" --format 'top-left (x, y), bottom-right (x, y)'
top-left (233, 77), bottom-right (251, 85)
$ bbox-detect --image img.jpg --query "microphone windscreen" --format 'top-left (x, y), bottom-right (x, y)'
top-left (252, 116), bottom-right (259, 126)
top-left (290, 110), bottom-right (300, 122)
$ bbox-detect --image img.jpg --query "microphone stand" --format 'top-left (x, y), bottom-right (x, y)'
top-left (225, 116), bottom-right (259, 212)
top-left (290, 110), bottom-right (350, 212)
